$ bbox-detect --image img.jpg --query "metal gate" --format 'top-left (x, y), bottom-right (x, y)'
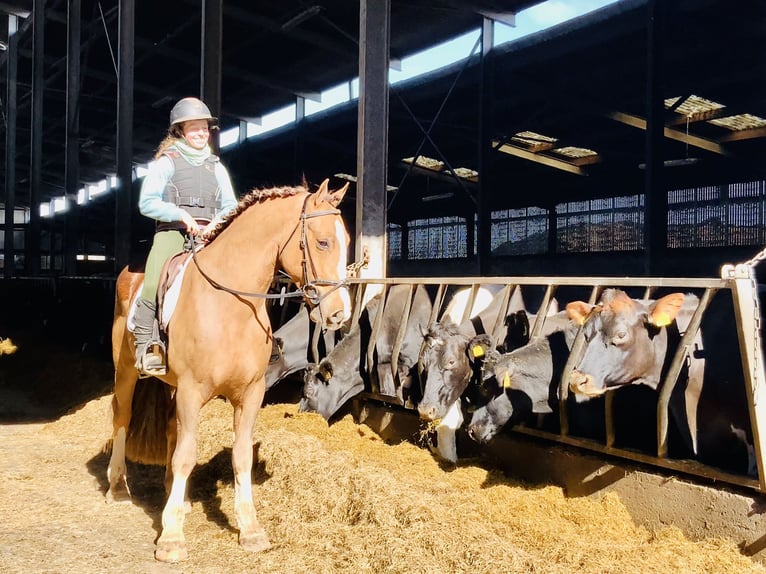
top-left (321, 264), bottom-right (766, 492)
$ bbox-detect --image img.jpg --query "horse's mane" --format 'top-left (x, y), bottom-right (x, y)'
top-left (205, 184), bottom-right (307, 243)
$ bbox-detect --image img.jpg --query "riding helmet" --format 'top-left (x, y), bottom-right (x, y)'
top-left (169, 97), bottom-right (216, 126)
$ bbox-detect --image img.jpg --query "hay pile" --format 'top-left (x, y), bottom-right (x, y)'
top-left (14, 395), bottom-right (762, 573)
top-left (120, 397), bottom-right (763, 573)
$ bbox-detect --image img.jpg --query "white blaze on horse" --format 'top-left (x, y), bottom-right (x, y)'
top-left (107, 180), bottom-right (350, 562)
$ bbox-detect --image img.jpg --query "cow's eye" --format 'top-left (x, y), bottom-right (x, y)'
top-left (316, 238), bottom-right (331, 251)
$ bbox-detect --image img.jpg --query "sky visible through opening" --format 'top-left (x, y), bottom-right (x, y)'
top-left (41, 0), bottom-right (619, 217)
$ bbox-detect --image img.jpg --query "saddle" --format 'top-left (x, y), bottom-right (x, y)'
top-left (154, 244), bottom-right (284, 364)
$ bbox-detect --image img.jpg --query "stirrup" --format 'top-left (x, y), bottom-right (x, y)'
top-left (137, 340), bottom-right (167, 378)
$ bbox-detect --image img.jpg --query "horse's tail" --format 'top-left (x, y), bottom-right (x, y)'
top-left (125, 378), bottom-right (175, 465)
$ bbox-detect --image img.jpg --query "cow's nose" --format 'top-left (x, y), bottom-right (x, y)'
top-left (569, 370), bottom-right (590, 393)
top-left (418, 404), bottom-right (438, 421)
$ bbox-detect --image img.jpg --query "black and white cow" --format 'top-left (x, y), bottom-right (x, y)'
top-left (416, 286), bottom-right (529, 422)
top-left (467, 312), bottom-right (575, 443)
top-left (300, 284), bottom-right (433, 420)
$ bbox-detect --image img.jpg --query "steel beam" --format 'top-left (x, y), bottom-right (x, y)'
top-left (115, 0), bottom-right (134, 274)
top-left (3, 14), bottom-right (17, 278)
top-left (356, 0), bottom-right (390, 280)
top-left (28, 0), bottom-right (44, 276)
top-left (201, 0), bottom-right (222, 153)
top-left (64, 0), bottom-right (81, 276)
top-left (643, 0), bottom-right (666, 276)
top-left (477, 17), bottom-right (493, 275)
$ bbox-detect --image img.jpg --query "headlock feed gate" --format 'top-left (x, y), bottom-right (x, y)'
top-left (295, 261), bottom-right (766, 493)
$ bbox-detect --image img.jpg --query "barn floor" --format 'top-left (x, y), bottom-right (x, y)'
top-left (1, 333), bottom-right (764, 574)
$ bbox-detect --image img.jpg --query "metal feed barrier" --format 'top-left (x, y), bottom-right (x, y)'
top-left (320, 264), bottom-right (766, 493)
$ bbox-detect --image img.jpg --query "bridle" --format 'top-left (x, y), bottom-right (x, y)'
top-left (190, 192), bottom-right (347, 308)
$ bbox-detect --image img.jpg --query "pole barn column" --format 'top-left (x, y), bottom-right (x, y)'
top-left (356, 0), bottom-right (390, 280)
top-left (115, 0), bottom-right (134, 274)
top-left (29, 1), bottom-right (45, 276)
top-left (201, 0), bottom-right (222, 154)
top-left (477, 17), bottom-right (494, 275)
top-left (3, 14), bottom-right (19, 277)
top-left (64, 0), bottom-right (81, 276)
top-left (643, 0), bottom-right (666, 275)
top-left (3, 15), bottom-right (18, 278)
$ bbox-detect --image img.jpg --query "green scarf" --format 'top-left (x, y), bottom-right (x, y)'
top-left (173, 139), bottom-right (211, 166)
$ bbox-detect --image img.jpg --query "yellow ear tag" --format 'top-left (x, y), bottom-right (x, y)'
top-left (653, 311), bottom-right (672, 327)
top-left (472, 345), bottom-right (485, 358)
top-left (502, 372), bottom-right (512, 389)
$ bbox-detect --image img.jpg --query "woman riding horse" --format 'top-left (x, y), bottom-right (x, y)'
top-left (108, 178), bottom-right (351, 563)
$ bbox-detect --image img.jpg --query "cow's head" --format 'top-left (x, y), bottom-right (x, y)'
top-left (299, 358), bottom-right (363, 420)
top-left (467, 392), bottom-right (514, 444)
top-left (481, 336), bottom-right (556, 414)
top-left (566, 289), bottom-right (686, 399)
top-left (417, 321), bottom-right (476, 421)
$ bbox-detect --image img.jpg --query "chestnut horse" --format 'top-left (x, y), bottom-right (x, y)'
top-left (107, 180), bottom-right (350, 562)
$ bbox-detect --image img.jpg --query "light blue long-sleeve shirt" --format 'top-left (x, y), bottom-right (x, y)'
top-left (138, 153), bottom-right (238, 224)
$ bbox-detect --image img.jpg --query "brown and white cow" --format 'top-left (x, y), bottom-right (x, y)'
top-left (566, 288), bottom-right (755, 475)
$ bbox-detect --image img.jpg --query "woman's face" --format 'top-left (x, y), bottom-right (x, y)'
top-left (182, 119), bottom-right (210, 150)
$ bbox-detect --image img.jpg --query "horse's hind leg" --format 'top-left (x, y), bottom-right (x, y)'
top-left (155, 385), bottom-right (202, 563)
top-left (231, 380), bottom-right (271, 553)
top-left (106, 364), bottom-right (138, 503)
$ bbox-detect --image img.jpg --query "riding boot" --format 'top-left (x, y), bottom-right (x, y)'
top-left (133, 298), bottom-right (167, 377)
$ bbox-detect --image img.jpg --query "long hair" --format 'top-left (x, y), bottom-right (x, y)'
top-left (153, 124), bottom-right (185, 160)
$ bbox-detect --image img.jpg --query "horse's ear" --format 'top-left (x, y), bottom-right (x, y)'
top-left (327, 182), bottom-right (349, 207)
top-left (312, 179), bottom-right (348, 208)
top-left (312, 178), bottom-right (331, 207)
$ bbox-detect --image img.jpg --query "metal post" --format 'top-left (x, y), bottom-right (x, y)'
top-left (201, 0), bottom-right (222, 154)
top-left (64, 0), bottom-right (81, 276)
top-left (29, 1), bottom-right (45, 276)
top-left (115, 0), bottom-right (134, 274)
top-left (356, 0), bottom-right (390, 280)
top-left (724, 263), bottom-right (766, 490)
top-left (3, 15), bottom-right (18, 278)
top-left (643, 0), bottom-right (666, 275)
top-left (477, 17), bottom-right (494, 275)
top-left (295, 96), bottom-right (305, 182)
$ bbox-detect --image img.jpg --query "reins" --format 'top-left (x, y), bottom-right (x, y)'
top-left (189, 192), bottom-right (347, 307)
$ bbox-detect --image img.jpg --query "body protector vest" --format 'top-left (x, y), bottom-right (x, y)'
top-left (157, 150), bottom-right (222, 232)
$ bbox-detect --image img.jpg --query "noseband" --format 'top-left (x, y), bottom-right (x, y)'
top-left (190, 193), bottom-right (346, 308)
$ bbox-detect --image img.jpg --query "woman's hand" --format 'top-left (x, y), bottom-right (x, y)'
top-left (180, 211), bottom-right (200, 235)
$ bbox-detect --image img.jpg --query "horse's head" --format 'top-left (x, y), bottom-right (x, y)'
top-left (285, 179), bottom-right (351, 331)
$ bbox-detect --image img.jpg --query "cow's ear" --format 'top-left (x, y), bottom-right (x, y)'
top-left (566, 301), bottom-right (593, 325)
top-left (468, 334), bottom-right (493, 364)
top-left (649, 293), bottom-right (685, 327)
top-left (317, 361), bottom-right (334, 382)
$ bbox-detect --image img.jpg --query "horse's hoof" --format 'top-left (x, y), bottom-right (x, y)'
top-left (155, 540), bottom-right (188, 563)
top-left (239, 530), bottom-right (271, 553)
top-left (183, 500), bottom-right (192, 514)
top-left (105, 486), bottom-right (131, 504)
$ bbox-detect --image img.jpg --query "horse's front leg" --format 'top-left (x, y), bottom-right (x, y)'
top-left (155, 386), bottom-right (202, 563)
top-left (106, 358), bottom-right (138, 503)
top-left (231, 379), bottom-right (271, 553)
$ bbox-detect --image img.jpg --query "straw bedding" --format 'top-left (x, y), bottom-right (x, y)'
top-left (0, 393), bottom-right (760, 574)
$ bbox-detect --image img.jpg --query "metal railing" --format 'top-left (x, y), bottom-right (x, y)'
top-left (331, 272), bottom-right (766, 492)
